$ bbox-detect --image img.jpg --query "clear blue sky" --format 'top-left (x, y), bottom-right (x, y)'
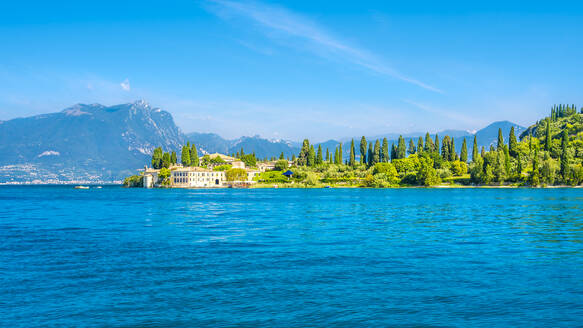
top-left (1, 0), bottom-right (582, 141)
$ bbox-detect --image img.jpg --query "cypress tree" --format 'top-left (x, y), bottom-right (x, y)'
top-left (560, 130), bottom-right (569, 181)
top-left (367, 143), bottom-right (373, 166)
top-left (298, 139), bottom-right (310, 166)
top-left (162, 152), bottom-right (171, 168)
top-left (460, 138), bottom-right (468, 162)
top-left (191, 144), bottom-right (199, 166)
top-left (360, 136), bottom-right (367, 164)
top-left (441, 136), bottom-right (450, 160)
top-left (382, 138), bottom-right (389, 162)
top-left (391, 143), bottom-right (397, 161)
top-left (316, 145), bottom-right (323, 164)
top-left (545, 119), bottom-right (551, 152)
top-left (334, 148), bottom-right (339, 164)
top-left (350, 139), bottom-right (356, 166)
top-left (481, 146), bottom-right (486, 157)
top-left (307, 145), bottom-right (316, 166)
top-left (338, 143), bottom-right (343, 164)
top-left (509, 126), bottom-right (518, 157)
top-left (170, 151), bottom-right (177, 164)
top-left (417, 137), bottom-right (424, 154)
top-left (497, 128), bottom-right (504, 150)
top-left (181, 146), bottom-right (191, 166)
top-left (397, 136), bottom-right (406, 159)
top-left (424, 132), bottom-right (433, 152)
top-left (408, 139), bottom-right (416, 155)
top-left (151, 147), bottom-right (163, 169)
top-left (373, 139), bottom-right (381, 164)
top-left (279, 152), bottom-right (285, 160)
top-left (326, 148), bottom-right (330, 162)
top-left (472, 135), bottom-right (478, 161)
top-left (240, 147), bottom-right (244, 157)
top-left (434, 134), bottom-right (440, 153)
top-left (450, 137), bottom-right (456, 161)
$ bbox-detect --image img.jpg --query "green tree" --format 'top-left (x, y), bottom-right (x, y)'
top-left (417, 137), bottom-right (424, 154)
top-left (408, 139), bottom-right (416, 155)
top-left (424, 133), bottom-right (434, 152)
top-left (373, 139), bottom-right (381, 164)
top-left (397, 136), bottom-right (407, 159)
top-left (298, 139), bottom-right (310, 166)
top-left (472, 136), bottom-right (479, 162)
top-left (151, 147), bottom-right (163, 169)
top-left (326, 148), bottom-right (330, 162)
top-left (416, 157), bottom-right (440, 186)
top-left (382, 138), bottom-right (389, 162)
top-left (560, 130), bottom-right (569, 181)
top-left (170, 151), bottom-right (177, 164)
top-left (367, 143), bottom-right (373, 166)
top-left (360, 136), bottom-right (367, 164)
top-left (190, 144), bottom-right (199, 166)
top-left (226, 168), bottom-right (247, 181)
top-left (181, 146), bottom-right (191, 166)
top-left (338, 143), bottom-right (343, 164)
top-left (274, 159), bottom-right (288, 171)
top-left (441, 135), bottom-right (451, 160)
top-left (391, 143), bottom-right (397, 161)
top-left (434, 134), bottom-right (440, 153)
top-left (316, 145), bottom-right (323, 164)
top-left (240, 154), bottom-right (256, 167)
top-left (460, 138), bottom-right (468, 163)
top-left (530, 149), bottom-right (540, 186)
top-left (334, 148), bottom-right (339, 164)
top-left (162, 152), bottom-right (171, 168)
top-left (350, 139), bottom-right (356, 166)
top-left (497, 128), bottom-right (504, 150)
top-left (545, 119), bottom-right (551, 152)
top-left (307, 145), bottom-right (316, 167)
top-left (279, 152), bottom-right (285, 160)
top-left (509, 126), bottom-right (518, 157)
top-left (450, 137), bottom-right (457, 161)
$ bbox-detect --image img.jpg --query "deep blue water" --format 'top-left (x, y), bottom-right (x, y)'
top-left (1, 186), bottom-right (583, 327)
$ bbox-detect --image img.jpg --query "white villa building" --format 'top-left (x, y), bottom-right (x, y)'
top-left (142, 155), bottom-right (260, 188)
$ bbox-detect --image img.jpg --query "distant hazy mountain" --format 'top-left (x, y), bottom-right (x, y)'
top-left (0, 100), bottom-right (184, 182)
top-left (185, 133), bottom-right (299, 159)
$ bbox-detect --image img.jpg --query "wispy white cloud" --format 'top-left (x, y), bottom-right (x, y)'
top-left (403, 99), bottom-right (485, 127)
top-left (120, 78), bottom-right (131, 91)
top-left (205, 0), bottom-right (442, 93)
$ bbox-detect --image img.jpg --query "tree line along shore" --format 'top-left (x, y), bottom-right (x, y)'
top-left (125, 104), bottom-right (583, 188)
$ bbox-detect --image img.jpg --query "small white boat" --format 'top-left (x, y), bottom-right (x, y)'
top-left (96, 186), bottom-right (102, 189)
top-left (74, 186), bottom-right (90, 189)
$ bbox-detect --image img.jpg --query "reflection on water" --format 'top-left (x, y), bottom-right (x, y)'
top-left (1, 186), bottom-right (582, 327)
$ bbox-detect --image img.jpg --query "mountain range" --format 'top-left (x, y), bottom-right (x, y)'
top-left (0, 101), bottom-right (525, 183)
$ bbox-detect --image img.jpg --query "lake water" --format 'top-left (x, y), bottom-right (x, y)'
top-left (1, 186), bottom-right (582, 327)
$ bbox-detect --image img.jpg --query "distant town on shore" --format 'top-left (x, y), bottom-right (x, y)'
top-left (124, 104), bottom-right (583, 189)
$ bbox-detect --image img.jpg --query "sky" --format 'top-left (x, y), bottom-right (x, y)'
top-left (0, 0), bottom-right (582, 142)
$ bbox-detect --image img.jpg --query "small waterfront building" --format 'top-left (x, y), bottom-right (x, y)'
top-left (171, 167), bottom-right (226, 188)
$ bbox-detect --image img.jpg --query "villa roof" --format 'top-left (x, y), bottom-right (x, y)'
top-left (208, 153), bottom-right (236, 161)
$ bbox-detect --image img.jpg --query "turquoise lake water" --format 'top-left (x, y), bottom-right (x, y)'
top-left (1, 186), bottom-right (582, 327)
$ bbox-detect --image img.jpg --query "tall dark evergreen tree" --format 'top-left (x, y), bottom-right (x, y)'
top-left (338, 143), bottom-right (343, 164)
top-left (472, 135), bottom-right (478, 161)
top-left (441, 136), bottom-right (450, 160)
top-left (151, 147), bottom-right (163, 169)
top-left (162, 152), bottom-right (171, 168)
top-left (434, 134), bottom-right (440, 153)
top-left (497, 128), bottom-right (504, 150)
top-left (316, 145), bottom-right (323, 165)
top-left (367, 143), bottom-right (373, 166)
top-left (450, 137), bottom-right (456, 161)
top-left (360, 136), bottom-right (367, 164)
top-left (424, 133), bottom-right (433, 152)
top-left (417, 137), bottom-right (424, 154)
top-left (560, 130), bottom-right (569, 181)
top-left (349, 139), bottom-right (356, 166)
top-left (373, 139), bottom-right (381, 164)
top-left (382, 138), bottom-right (389, 162)
top-left (481, 146), bottom-right (486, 158)
top-left (333, 148), bottom-right (339, 164)
top-left (279, 152), bottom-right (285, 160)
top-left (509, 126), bottom-right (518, 157)
top-left (391, 143), bottom-right (397, 161)
top-left (181, 146), bottom-right (190, 166)
top-left (408, 139), bottom-right (416, 155)
top-left (298, 139), bottom-right (310, 166)
top-left (170, 151), bottom-right (177, 164)
top-left (397, 136), bottom-right (406, 159)
top-left (460, 138), bottom-right (468, 162)
top-left (326, 148), bottom-right (330, 162)
top-left (307, 145), bottom-right (316, 167)
top-left (545, 119), bottom-right (552, 152)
